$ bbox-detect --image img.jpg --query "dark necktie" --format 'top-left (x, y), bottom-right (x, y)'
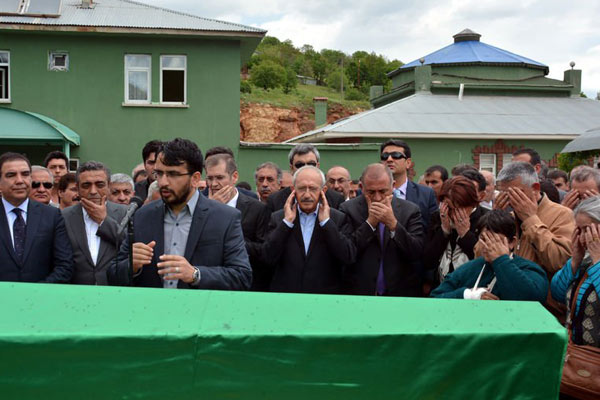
top-left (376, 223), bottom-right (386, 295)
top-left (12, 208), bottom-right (26, 262)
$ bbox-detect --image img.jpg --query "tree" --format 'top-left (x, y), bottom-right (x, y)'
top-left (326, 69), bottom-right (349, 92)
top-left (282, 68), bottom-right (298, 94)
top-left (250, 60), bottom-right (286, 90)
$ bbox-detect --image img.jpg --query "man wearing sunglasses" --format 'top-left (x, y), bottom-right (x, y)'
top-left (380, 139), bottom-right (438, 231)
top-left (266, 144), bottom-right (345, 213)
top-left (29, 166), bottom-right (56, 207)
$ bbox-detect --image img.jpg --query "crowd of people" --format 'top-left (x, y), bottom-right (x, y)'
top-left (1, 138), bottom-right (600, 348)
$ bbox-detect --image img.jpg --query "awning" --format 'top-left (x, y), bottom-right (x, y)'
top-left (561, 127), bottom-right (600, 153)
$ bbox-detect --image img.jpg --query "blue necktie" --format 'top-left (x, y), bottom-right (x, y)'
top-left (376, 223), bottom-right (386, 295)
top-left (12, 208), bottom-right (26, 262)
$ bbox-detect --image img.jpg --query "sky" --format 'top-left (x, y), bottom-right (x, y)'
top-left (142, 0), bottom-right (600, 98)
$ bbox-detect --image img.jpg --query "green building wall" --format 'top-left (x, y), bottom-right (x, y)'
top-left (0, 31), bottom-right (242, 173)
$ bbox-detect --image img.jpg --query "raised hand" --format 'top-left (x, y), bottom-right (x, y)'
top-left (439, 201), bottom-right (452, 235)
top-left (317, 190), bottom-right (330, 223)
top-left (508, 187), bottom-right (537, 221)
top-left (132, 240), bottom-right (156, 272)
top-left (561, 190), bottom-right (580, 210)
top-left (284, 191), bottom-right (297, 224)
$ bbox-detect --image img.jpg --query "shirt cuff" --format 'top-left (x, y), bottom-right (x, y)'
top-left (282, 219), bottom-right (294, 228)
top-left (366, 220), bottom-right (376, 231)
top-left (319, 218), bottom-right (330, 227)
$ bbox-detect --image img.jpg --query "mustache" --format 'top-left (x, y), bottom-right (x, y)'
top-left (259, 188), bottom-right (271, 194)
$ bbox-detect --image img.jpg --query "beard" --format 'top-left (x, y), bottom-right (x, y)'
top-left (161, 183), bottom-right (193, 208)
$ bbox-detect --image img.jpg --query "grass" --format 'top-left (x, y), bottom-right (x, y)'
top-left (241, 83), bottom-right (371, 110)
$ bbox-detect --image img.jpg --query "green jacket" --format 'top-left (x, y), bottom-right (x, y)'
top-left (430, 255), bottom-right (548, 302)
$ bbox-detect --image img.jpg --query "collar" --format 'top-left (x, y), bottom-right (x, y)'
top-left (226, 188), bottom-right (239, 208)
top-left (298, 203), bottom-right (319, 218)
top-left (397, 179), bottom-right (408, 196)
top-left (2, 197), bottom-right (28, 215)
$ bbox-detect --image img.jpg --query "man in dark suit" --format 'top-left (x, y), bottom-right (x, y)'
top-left (380, 139), bottom-right (438, 230)
top-left (0, 152), bottom-right (73, 283)
top-left (340, 164), bottom-right (424, 296)
top-left (108, 138), bottom-right (251, 290)
top-left (262, 166), bottom-right (356, 294)
top-left (62, 161), bottom-right (127, 285)
top-left (133, 140), bottom-right (162, 201)
top-left (267, 144), bottom-right (344, 212)
top-left (203, 146), bottom-right (258, 200)
top-left (205, 154), bottom-right (271, 290)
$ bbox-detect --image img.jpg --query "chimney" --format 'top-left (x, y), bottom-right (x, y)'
top-left (81, 0), bottom-right (95, 9)
top-left (414, 65), bottom-right (431, 93)
top-left (313, 97), bottom-right (328, 127)
top-left (564, 65), bottom-right (582, 97)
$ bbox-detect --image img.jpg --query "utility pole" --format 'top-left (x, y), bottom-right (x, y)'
top-left (341, 57), bottom-right (344, 100)
top-left (357, 59), bottom-right (361, 88)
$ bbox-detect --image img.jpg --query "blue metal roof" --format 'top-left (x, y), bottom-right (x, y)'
top-left (397, 30), bottom-right (547, 73)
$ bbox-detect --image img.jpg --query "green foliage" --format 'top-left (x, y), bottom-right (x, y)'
top-left (240, 80), bottom-right (252, 94)
top-left (345, 87), bottom-right (367, 101)
top-left (558, 151), bottom-right (599, 173)
top-left (250, 60), bottom-right (286, 91)
top-left (326, 69), bottom-right (349, 92)
top-left (282, 68), bottom-right (298, 94)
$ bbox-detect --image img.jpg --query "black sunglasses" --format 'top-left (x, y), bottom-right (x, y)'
top-left (294, 161), bottom-right (318, 169)
top-left (32, 181), bottom-right (53, 189)
top-left (380, 151), bottom-right (407, 161)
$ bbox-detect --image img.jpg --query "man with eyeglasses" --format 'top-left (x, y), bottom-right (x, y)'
top-left (266, 144), bottom-right (344, 213)
top-left (108, 138), bottom-right (251, 290)
top-left (380, 139), bottom-right (437, 230)
top-left (326, 166), bottom-right (351, 201)
top-left (0, 152), bottom-right (73, 283)
top-left (29, 165), bottom-right (56, 207)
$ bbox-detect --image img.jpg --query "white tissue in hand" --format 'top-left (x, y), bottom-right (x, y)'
top-left (463, 288), bottom-right (487, 300)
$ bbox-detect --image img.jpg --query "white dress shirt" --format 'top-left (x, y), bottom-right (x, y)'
top-left (225, 189), bottom-right (239, 209)
top-left (2, 197), bottom-right (28, 248)
top-left (82, 208), bottom-right (101, 265)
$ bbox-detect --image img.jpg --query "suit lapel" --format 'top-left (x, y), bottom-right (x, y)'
top-left (235, 192), bottom-right (248, 214)
top-left (0, 201), bottom-right (18, 264)
top-left (23, 201), bottom-right (42, 264)
top-left (405, 181), bottom-right (416, 203)
top-left (291, 215), bottom-right (306, 260)
top-left (72, 204), bottom-right (95, 266)
top-left (153, 201), bottom-right (165, 261)
top-left (183, 195), bottom-right (209, 261)
top-left (96, 202), bottom-right (114, 265)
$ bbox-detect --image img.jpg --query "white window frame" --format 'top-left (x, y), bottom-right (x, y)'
top-left (160, 55), bottom-right (187, 105)
top-left (48, 52), bottom-right (69, 71)
top-left (502, 153), bottom-right (514, 168)
top-left (479, 153), bottom-right (497, 176)
top-left (0, 50), bottom-right (10, 102)
top-left (124, 54), bottom-right (151, 104)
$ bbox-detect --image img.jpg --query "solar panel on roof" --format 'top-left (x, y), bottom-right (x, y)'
top-left (0, 0), bottom-right (21, 14)
top-left (26, 0), bottom-right (61, 15)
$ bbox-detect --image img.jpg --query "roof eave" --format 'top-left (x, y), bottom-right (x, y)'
top-left (388, 62), bottom-right (549, 78)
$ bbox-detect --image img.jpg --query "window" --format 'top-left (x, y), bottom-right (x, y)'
top-left (502, 153), bottom-right (513, 167)
top-left (160, 55), bottom-right (186, 104)
top-left (0, 51), bottom-right (9, 101)
top-left (479, 153), bottom-right (496, 175)
top-left (49, 52), bottom-right (69, 71)
top-left (124, 54), bottom-right (151, 103)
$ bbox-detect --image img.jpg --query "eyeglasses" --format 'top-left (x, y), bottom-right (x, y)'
top-left (32, 181), bottom-right (53, 190)
top-left (380, 152), bottom-right (407, 161)
top-left (153, 170), bottom-right (192, 180)
top-left (294, 161), bottom-right (317, 169)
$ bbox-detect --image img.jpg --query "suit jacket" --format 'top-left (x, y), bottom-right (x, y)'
top-left (235, 192), bottom-right (271, 291)
top-left (0, 199), bottom-right (73, 283)
top-left (62, 201), bottom-right (128, 285)
top-left (201, 187), bottom-right (258, 200)
top-left (134, 178), bottom-right (151, 202)
top-left (266, 186), bottom-right (344, 213)
top-left (107, 193), bottom-right (252, 290)
top-left (339, 195), bottom-right (424, 296)
top-left (262, 208), bottom-right (356, 294)
top-left (405, 181), bottom-right (438, 231)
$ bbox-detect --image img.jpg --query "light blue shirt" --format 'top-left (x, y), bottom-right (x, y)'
top-left (2, 197), bottom-right (28, 248)
top-left (282, 204), bottom-right (329, 255)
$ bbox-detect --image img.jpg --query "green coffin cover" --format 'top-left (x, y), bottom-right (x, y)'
top-left (0, 282), bottom-right (566, 399)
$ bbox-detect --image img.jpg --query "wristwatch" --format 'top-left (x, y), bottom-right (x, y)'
top-left (192, 267), bottom-right (201, 285)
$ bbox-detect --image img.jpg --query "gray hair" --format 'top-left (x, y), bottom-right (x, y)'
top-left (360, 163), bottom-right (394, 187)
top-left (110, 173), bottom-right (134, 189)
top-left (570, 166), bottom-right (600, 191)
top-left (76, 161), bottom-right (111, 183)
top-left (31, 165), bottom-right (53, 180)
top-left (288, 144), bottom-right (320, 165)
top-left (293, 166), bottom-right (326, 188)
top-left (205, 154), bottom-right (237, 175)
top-left (497, 161), bottom-right (539, 187)
top-left (147, 180), bottom-right (159, 201)
top-left (574, 195), bottom-right (600, 223)
top-left (254, 162), bottom-right (282, 184)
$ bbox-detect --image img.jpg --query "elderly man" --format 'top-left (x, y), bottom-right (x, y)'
top-left (380, 139), bottom-right (437, 230)
top-left (281, 171), bottom-right (293, 189)
top-left (326, 166), bottom-right (351, 201)
top-left (44, 151), bottom-right (69, 205)
top-left (255, 162), bottom-right (282, 204)
top-left (340, 164), bottom-right (424, 296)
top-left (562, 166), bottom-right (600, 210)
top-left (109, 173), bottom-right (135, 205)
top-left (512, 148), bottom-right (560, 203)
top-left (62, 162), bottom-right (128, 285)
top-left (29, 166), bottom-right (55, 206)
top-left (206, 154), bottom-right (271, 290)
top-left (57, 173), bottom-right (79, 210)
top-left (267, 144), bottom-right (344, 212)
top-left (424, 165), bottom-right (448, 202)
top-left (492, 161), bottom-right (574, 319)
top-left (261, 166), bottom-right (355, 294)
top-left (0, 152), bottom-right (72, 282)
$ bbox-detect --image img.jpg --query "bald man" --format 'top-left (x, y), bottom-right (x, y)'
top-left (326, 166), bottom-right (351, 200)
top-left (340, 164), bottom-right (424, 296)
